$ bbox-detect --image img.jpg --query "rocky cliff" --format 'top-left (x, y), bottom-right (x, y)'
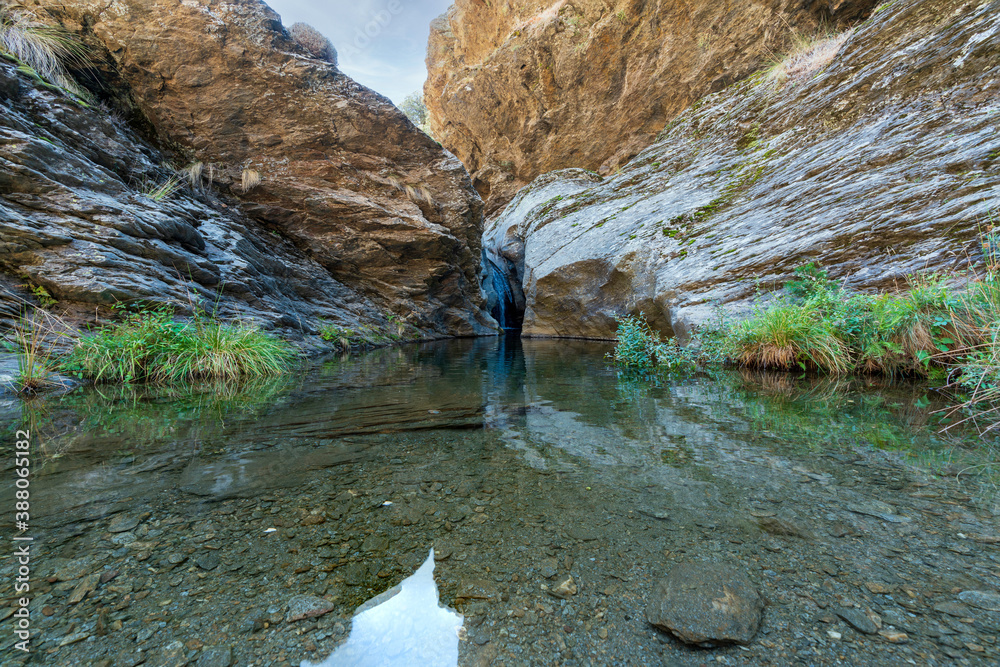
top-left (426, 0), bottom-right (876, 214)
top-left (482, 0), bottom-right (1000, 339)
top-left (1, 0), bottom-right (495, 341)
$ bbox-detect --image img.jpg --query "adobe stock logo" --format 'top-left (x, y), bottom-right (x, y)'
top-left (339, 0), bottom-right (405, 58)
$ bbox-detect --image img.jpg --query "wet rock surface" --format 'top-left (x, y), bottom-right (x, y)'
top-left (481, 0), bottom-right (1000, 339)
top-left (646, 562), bottom-right (763, 646)
top-left (1, 338), bottom-right (998, 665)
top-left (2, 0), bottom-right (494, 340)
top-left (426, 0), bottom-right (875, 213)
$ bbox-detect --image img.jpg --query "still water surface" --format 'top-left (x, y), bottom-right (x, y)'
top-left (2, 338), bottom-right (999, 665)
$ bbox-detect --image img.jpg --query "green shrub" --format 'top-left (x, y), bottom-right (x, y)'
top-left (785, 261), bottom-right (833, 299)
top-left (608, 314), bottom-right (695, 372)
top-left (62, 305), bottom-right (292, 384)
top-left (320, 322), bottom-right (357, 350)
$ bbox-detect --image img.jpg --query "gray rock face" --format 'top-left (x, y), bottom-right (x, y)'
top-left (2, 0), bottom-right (496, 343)
top-left (482, 0), bottom-right (1000, 340)
top-left (0, 58), bottom-right (379, 338)
top-left (646, 561), bottom-right (763, 646)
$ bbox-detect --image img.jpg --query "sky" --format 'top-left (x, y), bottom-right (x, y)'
top-left (265, 0), bottom-right (453, 105)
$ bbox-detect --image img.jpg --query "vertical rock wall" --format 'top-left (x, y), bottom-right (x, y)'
top-left (426, 0), bottom-right (876, 214)
top-left (19, 0), bottom-right (495, 337)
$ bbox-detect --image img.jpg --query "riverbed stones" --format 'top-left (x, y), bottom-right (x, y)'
top-left (645, 562), bottom-right (763, 646)
top-left (286, 595), bottom-right (335, 622)
top-left (195, 647), bottom-right (233, 667)
top-left (547, 575), bottom-right (578, 600)
top-left (835, 608), bottom-right (879, 635)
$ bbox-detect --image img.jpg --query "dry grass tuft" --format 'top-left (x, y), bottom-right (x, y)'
top-left (241, 168), bottom-right (261, 193)
top-left (181, 161), bottom-right (203, 189)
top-left (0, 8), bottom-right (89, 94)
top-left (766, 29), bottom-right (852, 84)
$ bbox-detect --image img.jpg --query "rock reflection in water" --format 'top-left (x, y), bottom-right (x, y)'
top-left (302, 549), bottom-right (462, 667)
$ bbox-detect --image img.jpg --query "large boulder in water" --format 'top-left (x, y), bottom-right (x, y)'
top-left (646, 561), bottom-right (764, 646)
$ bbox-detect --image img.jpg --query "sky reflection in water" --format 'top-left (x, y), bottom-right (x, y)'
top-left (302, 549), bottom-right (462, 667)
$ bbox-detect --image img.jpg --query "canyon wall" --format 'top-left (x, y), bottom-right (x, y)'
top-left (481, 0), bottom-right (1000, 339)
top-left (1, 0), bottom-right (495, 341)
top-left (426, 0), bottom-right (876, 214)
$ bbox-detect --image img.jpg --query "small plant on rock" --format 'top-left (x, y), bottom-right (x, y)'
top-left (319, 322), bottom-right (356, 351)
top-left (141, 175), bottom-right (182, 202)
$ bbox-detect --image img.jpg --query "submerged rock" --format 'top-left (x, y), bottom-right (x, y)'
top-left (287, 595), bottom-right (336, 623)
top-left (958, 590), bottom-right (1000, 612)
top-left (835, 607), bottom-right (879, 635)
top-left (646, 561), bottom-right (763, 646)
top-left (196, 647), bottom-right (234, 667)
top-left (481, 0), bottom-right (1000, 339)
top-left (547, 574), bottom-right (577, 599)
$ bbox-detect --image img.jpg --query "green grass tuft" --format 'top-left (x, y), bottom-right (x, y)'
top-left (62, 305), bottom-right (293, 384)
top-left (724, 300), bottom-right (850, 373)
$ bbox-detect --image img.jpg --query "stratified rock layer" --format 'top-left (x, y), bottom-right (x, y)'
top-left (9, 0), bottom-right (494, 338)
top-left (0, 59), bottom-right (376, 338)
top-left (427, 0), bottom-right (875, 213)
top-left (483, 0), bottom-right (1000, 340)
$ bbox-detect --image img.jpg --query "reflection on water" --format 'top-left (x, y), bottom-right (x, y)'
top-left (303, 549), bottom-right (462, 667)
top-left (2, 337), bottom-right (999, 665)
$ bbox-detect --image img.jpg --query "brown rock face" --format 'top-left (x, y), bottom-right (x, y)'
top-left (481, 0), bottom-right (1000, 339)
top-left (40, 0), bottom-right (494, 337)
top-left (426, 0), bottom-right (876, 213)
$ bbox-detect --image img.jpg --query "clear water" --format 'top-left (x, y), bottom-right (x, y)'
top-left (3, 338), bottom-right (999, 665)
